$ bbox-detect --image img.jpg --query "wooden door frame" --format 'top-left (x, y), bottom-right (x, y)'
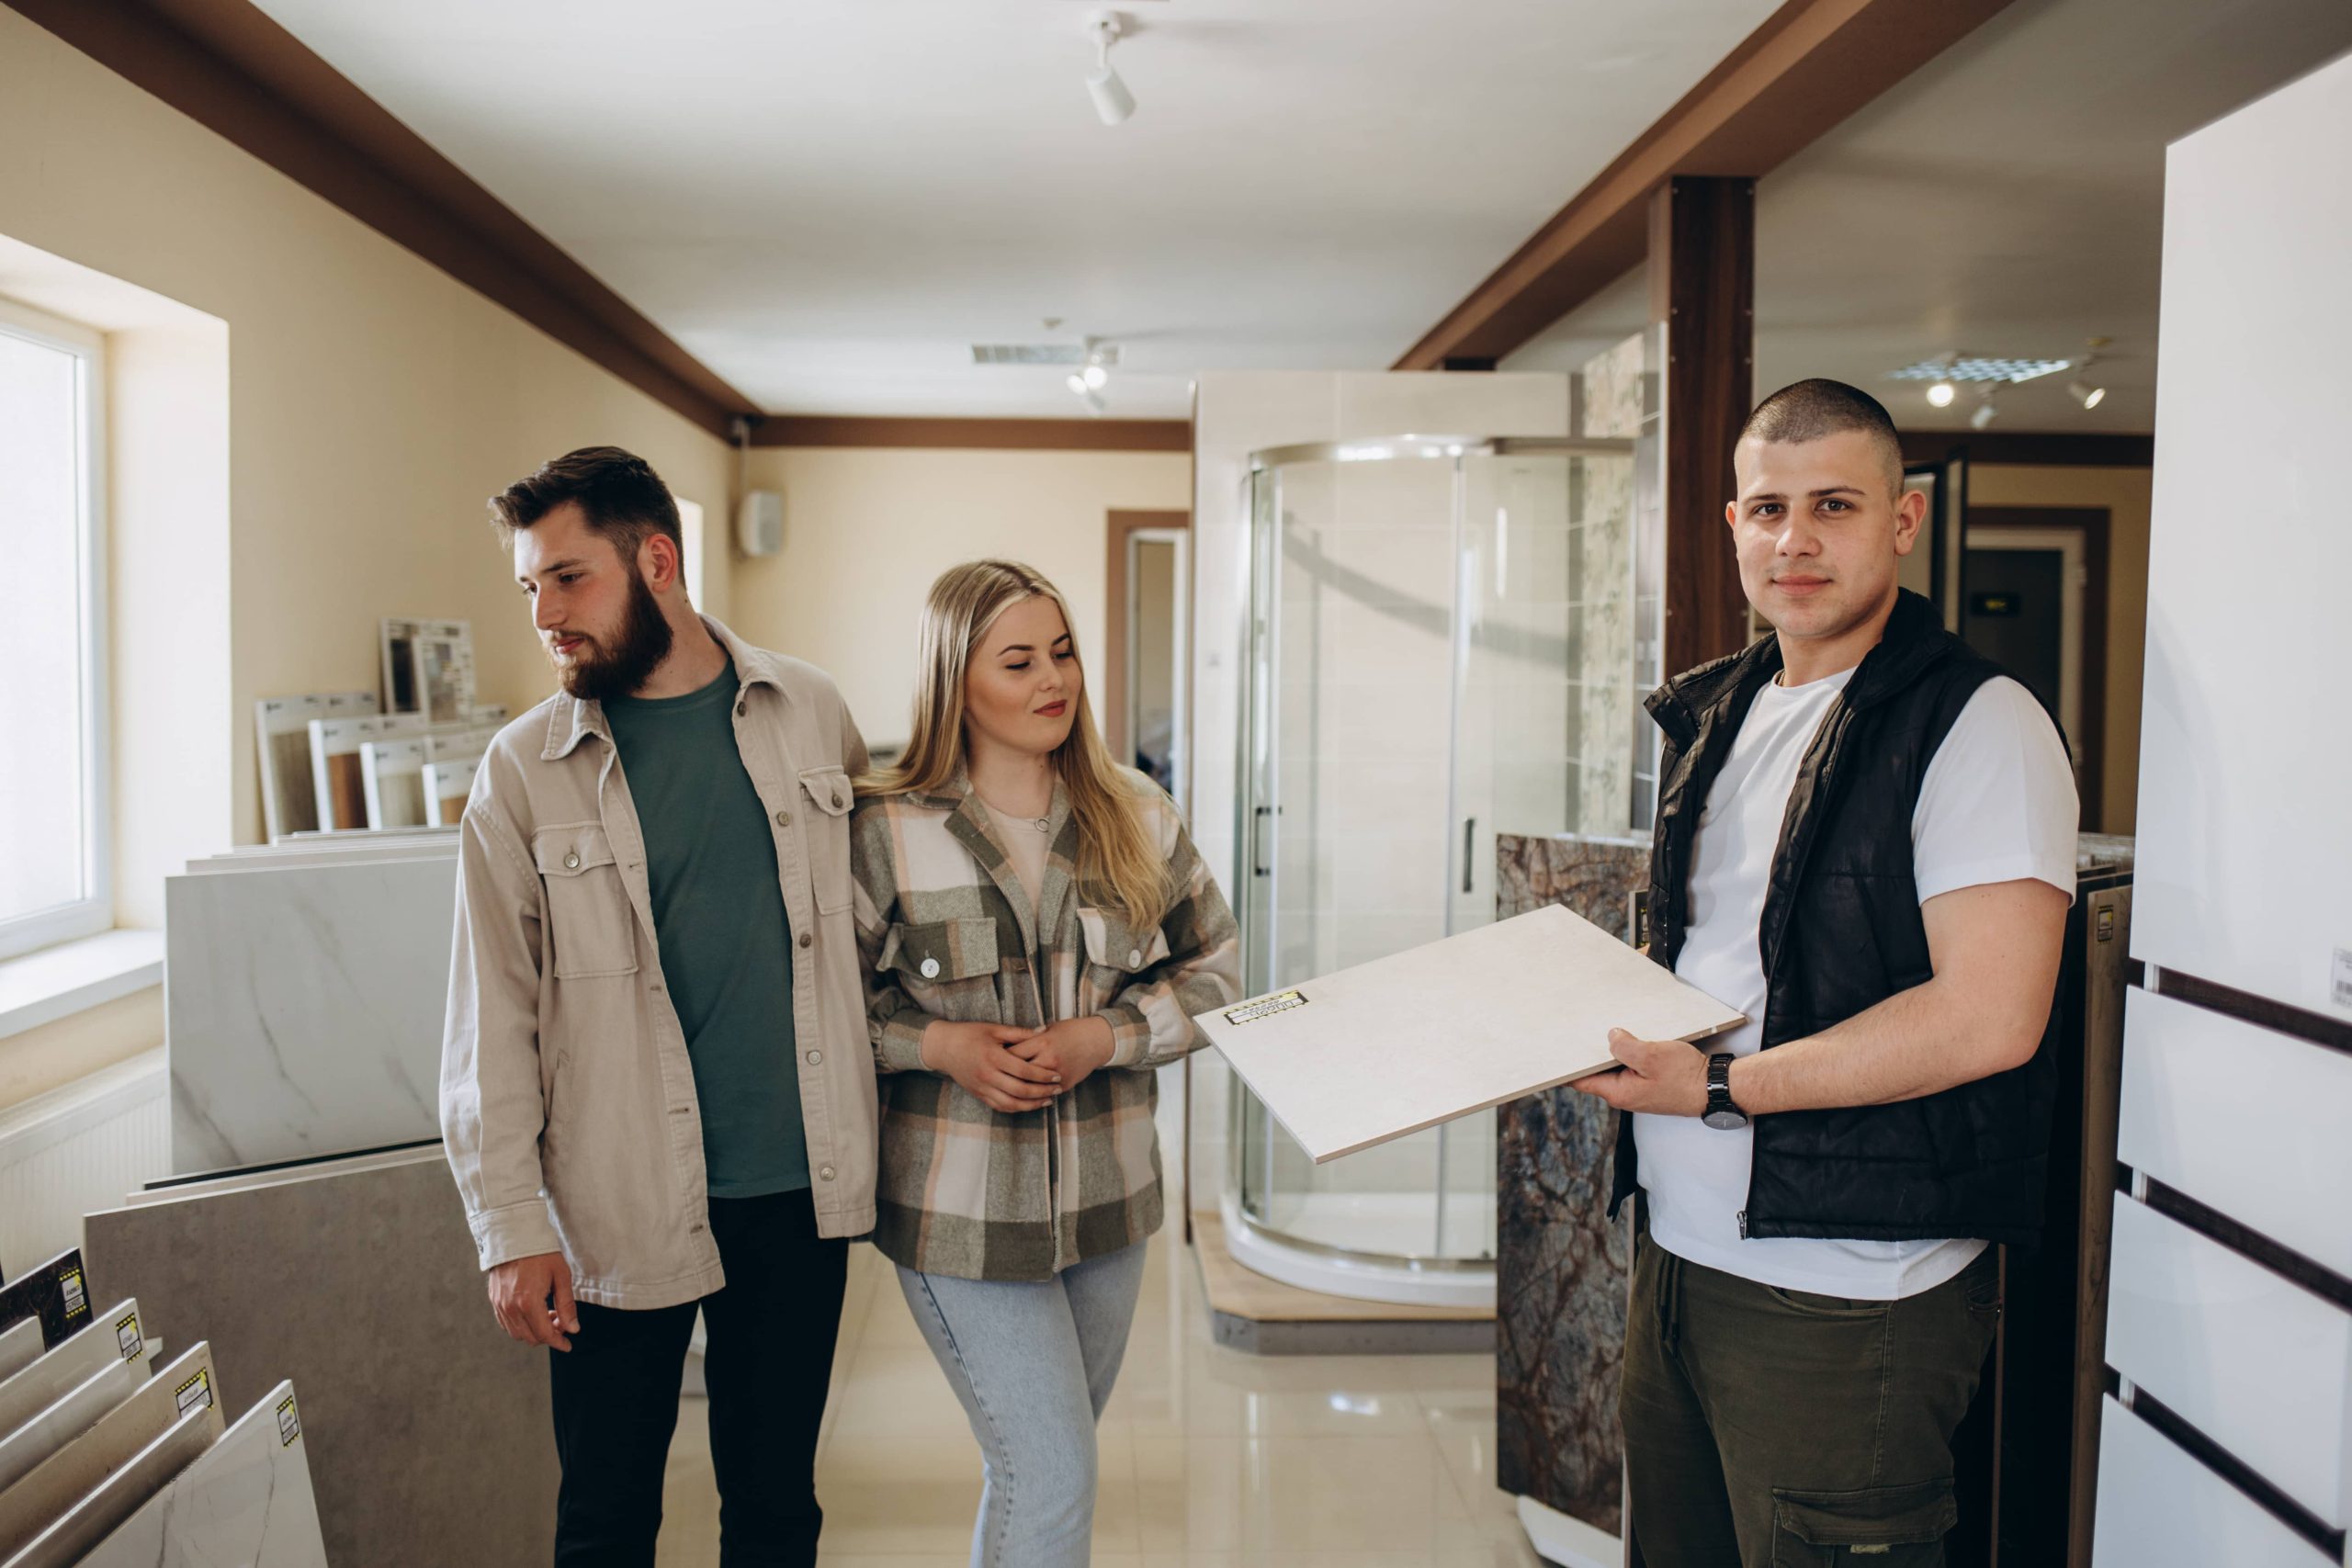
top-left (1964, 504), bottom-right (2111, 832)
top-left (1102, 509), bottom-right (1191, 766)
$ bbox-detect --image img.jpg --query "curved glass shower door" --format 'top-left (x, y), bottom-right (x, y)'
top-left (1228, 435), bottom-right (1637, 1304)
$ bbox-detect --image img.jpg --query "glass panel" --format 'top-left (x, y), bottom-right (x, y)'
top-left (0, 330), bottom-right (89, 927)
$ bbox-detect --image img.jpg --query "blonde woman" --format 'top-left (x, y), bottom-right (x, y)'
top-left (851, 559), bottom-right (1239, 1567)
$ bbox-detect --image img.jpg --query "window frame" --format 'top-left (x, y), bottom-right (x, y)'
top-left (0, 296), bottom-right (111, 961)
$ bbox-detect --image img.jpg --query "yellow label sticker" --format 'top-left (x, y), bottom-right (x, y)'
top-left (1225, 990), bottom-right (1308, 1026)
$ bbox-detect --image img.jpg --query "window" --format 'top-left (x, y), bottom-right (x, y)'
top-left (0, 298), bottom-right (107, 959)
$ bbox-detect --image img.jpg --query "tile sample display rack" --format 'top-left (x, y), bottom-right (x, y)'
top-left (378, 617), bottom-right (474, 723)
top-left (308, 708), bottom-right (505, 833)
top-left (254, 692), bottom-right (377, 842)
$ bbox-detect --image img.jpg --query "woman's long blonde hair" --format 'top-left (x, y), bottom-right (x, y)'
top-left (857, 559), bottom-right (1170, 930)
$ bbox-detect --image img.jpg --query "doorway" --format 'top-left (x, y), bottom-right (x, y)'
top-left (1102, 509), bottom-right (1190, 811)
top-left (1962, 507), bottom-right (2111, 829)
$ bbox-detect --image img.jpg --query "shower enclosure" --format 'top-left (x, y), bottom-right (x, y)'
top-left (1225, 434), bottom-right (1650, 1307)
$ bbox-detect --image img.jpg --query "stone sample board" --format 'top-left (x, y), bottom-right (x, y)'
top-left (0, 1359), bottom-right (141, 1494)
top-left (0, 1251), bottom-right (95, 1350)
top-left (0, 1346), bottom-right (218, 1562)
top-left (82, 1147), bottom-right (557, 1567)
top-left (0, 1303), bottom-right (145, 1439)
top-left (1493, 833), bottom-right (1648, 1547)
top-left (1203, 902), bottom-right (1739, 1163)
top-left (78, 1380), bottom-right (326, 1568)
top-left (2, 1402), bottom-right (220, 1568)
top-left (0, 1322), bottom-right (40, 1382)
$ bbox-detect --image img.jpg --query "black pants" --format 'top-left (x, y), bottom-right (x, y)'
top-left (548, 1187), bottom-right (849, 1567)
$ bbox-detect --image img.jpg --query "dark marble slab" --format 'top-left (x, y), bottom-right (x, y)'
top-left (0, 1248), bottom-right (94, 1349)
top-left (1495, 832), bottom-right (1649, 1540)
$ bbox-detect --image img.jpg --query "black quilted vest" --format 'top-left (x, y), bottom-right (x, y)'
top-left (1607, 589), bottom-right (2063, 1248)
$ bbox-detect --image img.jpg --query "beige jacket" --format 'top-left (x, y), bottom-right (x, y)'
top-left (439, 617), bottom-right (877, 1310)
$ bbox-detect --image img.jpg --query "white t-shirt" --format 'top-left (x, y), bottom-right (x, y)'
top-left (1635, 670), bottom-right (2079, 1300)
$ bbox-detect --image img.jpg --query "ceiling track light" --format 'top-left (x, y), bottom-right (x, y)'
top-left (1927, 381), bottom-right (1956, 409)
top-left (1085, 11), bottom-right (1136, 126)
top-left (2066, 346), bottom-right (2107, 411)
top-left (1970, 394), bottom-right (1998, 432)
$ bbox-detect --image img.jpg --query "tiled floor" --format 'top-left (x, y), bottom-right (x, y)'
top-left (655, 1235), bottom-right (1545, 1567)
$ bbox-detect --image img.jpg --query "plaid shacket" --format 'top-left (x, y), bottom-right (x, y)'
top-left (850, 767), bottom-right (1240, 1281)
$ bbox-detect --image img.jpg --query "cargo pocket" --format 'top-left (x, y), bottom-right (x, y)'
top-left (878, 919), bottom-right (1001, 1020)
top-left (797, 765), bottom-right (855, 913)
top-left (1770, 1477), bottom-right (1956, 1567)
top-left (533, 824), bottom-right (639, 978)
top-left (1075, 905), bottom-right (1171, 1010)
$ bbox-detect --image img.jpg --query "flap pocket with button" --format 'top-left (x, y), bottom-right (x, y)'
top-left (1770, 1478), bottom-right (1955, 1565)
top-left (798, 766), bottom-right (854, 818)
top-left (797, 766), bottom-right (855, 913)
top-left (878, 919), bottom-right (1001, 985)
top-left (533, 824), bottom-right (639, 979)
top-left (1077, 907), bottom-right (1172, 976)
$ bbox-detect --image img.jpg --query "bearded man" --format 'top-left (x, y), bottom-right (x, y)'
top-left (440, 446), bottom-right (876, 1566)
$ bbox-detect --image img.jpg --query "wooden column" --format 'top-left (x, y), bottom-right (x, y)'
top-left (1651, 175), bottom-right (1758, 676)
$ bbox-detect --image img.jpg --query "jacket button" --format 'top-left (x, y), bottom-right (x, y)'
top-left (775, 809), bottom-right (792, 828)
top-left (798, 932), bottom-right (813, 950)
top-left (921, 958), bottom-right (941, 978)
top-left (805, 1049), bottom-right (822, 1066)
top-left (562, 852), bottom-right (581, 870)
top-left (818, 1166), bottom-right (835, 1181)
top-left (832, 789), bottom-right (844, 807)
top-left (735, 700), bottom-right (746, 716)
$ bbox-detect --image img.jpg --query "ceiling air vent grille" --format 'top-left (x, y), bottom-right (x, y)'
top-left (970, 344), bottom-right (1120, 368)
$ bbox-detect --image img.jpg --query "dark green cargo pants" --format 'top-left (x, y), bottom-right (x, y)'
top-left (1622, 1227), bottom-right (1998, 1567)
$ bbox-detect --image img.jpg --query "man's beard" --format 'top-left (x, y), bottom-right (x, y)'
top-left (554, 566), bottom-right (674, 702)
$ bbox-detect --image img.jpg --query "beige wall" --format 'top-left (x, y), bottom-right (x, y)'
top-left (0, 6), bottom-right (735, 868)
top-left (1968, 464), bottom-right (2153, 833)
top-left (0, 9), bottom-right (735, 1100)
top-left (729, 447), bottom-right (1192, 750)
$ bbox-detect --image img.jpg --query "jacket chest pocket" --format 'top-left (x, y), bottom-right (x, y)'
top-left (1076, 906), bottom-right (1171, 1010)
top-left (879, 918), bottom-right (1001, 1021)
top-left (533, 824), bottom-right (639, 979)
top-left (797, 766), bottom-right (855, 913)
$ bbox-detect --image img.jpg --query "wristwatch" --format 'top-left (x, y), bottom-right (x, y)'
top-left (1702, 1053), bottom-right (1748, 1130)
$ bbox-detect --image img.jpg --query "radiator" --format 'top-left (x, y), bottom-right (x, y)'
top-left (0, 1049), bottom-right (168, 1273)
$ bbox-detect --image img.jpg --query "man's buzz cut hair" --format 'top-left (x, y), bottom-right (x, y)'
top-left (1737, 378), bottom-right (1905, 494)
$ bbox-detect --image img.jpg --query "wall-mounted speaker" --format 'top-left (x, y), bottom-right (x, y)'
top-left (736, 491), bottom-right (784, 557)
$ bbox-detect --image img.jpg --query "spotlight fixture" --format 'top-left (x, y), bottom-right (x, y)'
top-left (2067, 378), bottom-right (2106, 410)
top-left (1971, 396), bottom-right (1998, 432)
top-left (1927, 381), bottom-right (1956, 409)
top-left (1065, 374), bottom-right (1106, 415)
top-left (1082, 362), bottom-right (1109, 390)
top-left (1084, 11), bottom-right (1136, 126)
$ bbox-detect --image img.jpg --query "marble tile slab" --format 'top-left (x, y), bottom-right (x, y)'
top-left (0, 1301), bottom-right (145, 1439)
top-left (82, 1146), bottom-right (557, 1568)
top-left (1493, 833), bottom-right (1649, 1543)
top-left (0, 1346), bottom-right (217, 1562)
top-left (0, 1321), bottom-right (40, 1382)
top-left (4, 1400), bottom-right (221, 1568)
top-left (1203, 903), bottom-right (1740, 1163)
top-left (77, 1380), bottom-right (325, 1568)
top-left (0, 1250), bottom-right (95, 1349)
top-left (0, 1358), bottom-right (141, 1494)
top-left (164, 851), bottom-right (455, 1172)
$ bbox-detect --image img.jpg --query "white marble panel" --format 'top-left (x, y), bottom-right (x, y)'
top-left (2093, 1395), bottom-right (2329, 1568)
top-left (0, 1346), bottom-right (216, 1562)
top-left (6, 1400), bottom-right (221, 1568)
top-left (0, 1358), bottom-right (140, 1494)
top-left (2119, 988), bottom-right (2352, 1277)
top-left (164, 851), bottom-right (455, 1172)
top-left (0, 1301), bottom-right (144, 1439)
top-left (78, 1381), bottom-right (325, 1568)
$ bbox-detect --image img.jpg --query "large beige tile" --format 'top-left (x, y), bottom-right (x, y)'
top-left (827, 1345), bottom-right (976, 1438)
top-left (1135, 1434), bottom-right (1476, 1555)
top-left (818, 1434), bottom-right (1141, 1558)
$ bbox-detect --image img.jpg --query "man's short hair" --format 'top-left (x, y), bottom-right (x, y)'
top-left (1737, 379), bottom-right (1904, 493)
top-left (490, 446), bottom-right (681, 556)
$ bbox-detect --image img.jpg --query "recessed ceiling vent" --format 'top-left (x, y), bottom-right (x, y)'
top-left (970, 344), bottom-right (1120, 368)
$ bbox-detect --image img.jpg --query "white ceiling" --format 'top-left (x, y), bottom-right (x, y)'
top-left (1509, 0), bottom-right (2352, 435)
top-left (248, 0), bottom-right (1783, 418)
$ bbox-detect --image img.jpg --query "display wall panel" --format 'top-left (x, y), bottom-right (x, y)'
top-left (2094, 1395), bottom-right (2332, 1568)
top-left (2119, 988), bottom-right (2352, 1277)
top-left (2106, 1198), bottom-right (2352, 1530)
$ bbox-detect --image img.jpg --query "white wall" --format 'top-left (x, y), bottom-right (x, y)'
top-left (729, 446), bottom-right (1191, 749)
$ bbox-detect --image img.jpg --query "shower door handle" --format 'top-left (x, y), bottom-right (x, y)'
top-left (1253, 806), bottom-right (1272, 878)
top-left (1462, 818), bottom-right (1476, 894)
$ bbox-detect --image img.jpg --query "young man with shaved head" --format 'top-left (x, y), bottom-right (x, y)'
top-left (1576, 381), bottom-right (2078, 1566)
top-left (440, 446), bottom-right (876, 1565)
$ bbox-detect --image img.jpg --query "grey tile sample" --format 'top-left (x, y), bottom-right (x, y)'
top-left (77, 1380), bottom-right (325, 1568)
top-left (0, 1358), bottom-right (141, 1494)
top-left (0, 1251), bottom-right (94, 1349)
top-left (164, 851), bottom-right (454, 1172)
top-left (2, 1402), bottom-right (220, 1568)
top-left (1494, 832), bottom-right (1649, 1541)
top-left (82, 1147), bottom-right (558, 1568)
top-left (0, 1346), bottom-right (218, 1562)
top-left (0, 1302), bottom-right (145, 1440)
top-left (0, 1322), bottom-right (40, 1382)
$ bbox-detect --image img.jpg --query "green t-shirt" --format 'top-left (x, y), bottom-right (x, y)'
top-left (604, 658), bottom-right (808, 1198)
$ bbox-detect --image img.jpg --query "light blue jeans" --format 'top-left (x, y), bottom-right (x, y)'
top-left (897, 1239), bottom-right (1149, 1568)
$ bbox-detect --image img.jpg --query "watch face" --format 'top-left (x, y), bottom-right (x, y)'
top-left (1702, 1108), bottom-right (1748, 1132)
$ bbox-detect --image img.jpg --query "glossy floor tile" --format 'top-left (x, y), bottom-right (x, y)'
top-left (654, 1236), bottom-right (1543, 1568)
